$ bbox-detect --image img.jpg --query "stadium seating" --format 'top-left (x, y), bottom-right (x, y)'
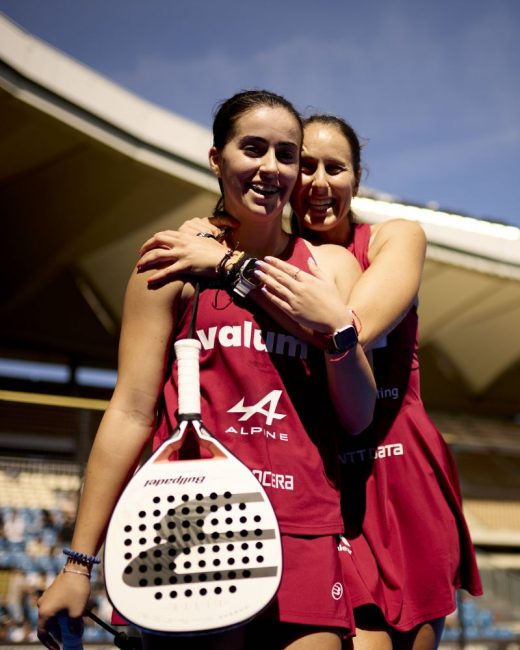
top-left (1, 455), bottom-right (519, 646)
top-left (0, 457), bottom-right (112, 644)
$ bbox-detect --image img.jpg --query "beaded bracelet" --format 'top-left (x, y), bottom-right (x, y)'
top-left (63, 547), bottom-right (101, 566)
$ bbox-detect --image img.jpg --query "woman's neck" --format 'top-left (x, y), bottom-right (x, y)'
top-left (226, 220), bottom-right (290, 259)
top-left (305, 218), bottom-right (351, 246)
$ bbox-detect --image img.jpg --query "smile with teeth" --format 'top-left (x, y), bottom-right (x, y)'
top-left (307, 197), bottom-right (334, 209)
top-left (250, 183), bottom-right (280, 196)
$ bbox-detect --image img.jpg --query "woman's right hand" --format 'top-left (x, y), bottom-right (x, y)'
top-left (137, 214), bottom-right (239, 286)
top-left (37, 572), bottom-right (91, 650)
top-left (137, 229), bottom-right (228, 286)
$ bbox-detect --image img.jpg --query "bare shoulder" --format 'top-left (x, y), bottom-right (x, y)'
top-left (303, 239), bottom-right (360, 273)
top-left (370, 218), bottom-right (426, 247)
top-left (369, 218), bottom-right (426, 260)
top-left (302, 240), bottom-right (361, 294)
top-left (123, 264), bottom-right (188, 322)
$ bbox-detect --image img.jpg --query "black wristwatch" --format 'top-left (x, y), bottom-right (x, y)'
top-left (326, 324), bottom-right (358, 355)
top-left (232, 256), bottom-right (262, 300)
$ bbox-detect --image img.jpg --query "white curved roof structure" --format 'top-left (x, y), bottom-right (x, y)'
top-left (1, 13), bottom-right (519, 417)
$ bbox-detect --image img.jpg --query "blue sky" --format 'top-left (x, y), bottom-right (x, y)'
top-left (1, 0), bottom-right (519, 226)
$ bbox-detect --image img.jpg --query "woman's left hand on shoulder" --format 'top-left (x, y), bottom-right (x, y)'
top-left (254, 255), bottom-right (351, 333)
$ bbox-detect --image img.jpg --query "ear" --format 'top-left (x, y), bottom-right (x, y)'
top-left (208, 146), bottom-right (221, 177)
top-left (353, 170), bottom-right (361, 197)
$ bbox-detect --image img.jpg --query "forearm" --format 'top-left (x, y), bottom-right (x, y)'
top-left (70, 408), bottom-right (154, 555)
top-left (346, 270), bottom-right (417, 349)
top-left (325, 346), bottom-right (376, 434)
top-left (37, 408), bottom-right (155, 630)
top-left (38, 266), bottom-right (179, 637)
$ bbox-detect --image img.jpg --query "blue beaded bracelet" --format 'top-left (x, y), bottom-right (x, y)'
top-left (63, 547), bottom-right (101, 566)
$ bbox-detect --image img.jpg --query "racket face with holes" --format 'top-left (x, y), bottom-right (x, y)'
top-left (104, 422), bottom-right (282, 634)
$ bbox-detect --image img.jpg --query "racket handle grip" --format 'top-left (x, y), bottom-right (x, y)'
top-left (175, 338), bottom-right (201, 416)
top-left (57, 614), bottom-right (84, 650)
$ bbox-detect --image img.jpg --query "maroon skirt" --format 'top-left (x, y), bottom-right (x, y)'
top-left (339, 401), bottom-right (482, 631)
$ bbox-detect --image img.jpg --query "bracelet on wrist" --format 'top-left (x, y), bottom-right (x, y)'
top-left (348, 308), bottom-right (362, 336)
top-left (62, 566), bottom-right (92, 578)
top-left (63, 547), bottom-right (101, 566)
top-left (225, 252), bottom-right (249, 286)
top-left (216, 244), bottom-right (239, 278)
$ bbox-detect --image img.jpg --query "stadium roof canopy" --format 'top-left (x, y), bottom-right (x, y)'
top-left (1, 14), bottom-right (519, 418)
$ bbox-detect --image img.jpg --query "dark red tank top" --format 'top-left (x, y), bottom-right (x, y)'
top-left (347, 222), bottom-right (421, 412)
top-left (155, 237), bottom-right (345, 535)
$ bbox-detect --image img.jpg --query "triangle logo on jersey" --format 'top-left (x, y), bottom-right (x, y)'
top-left (228, 390), bottom-right (287, 426)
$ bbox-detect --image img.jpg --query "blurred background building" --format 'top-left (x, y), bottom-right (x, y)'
top-left (0, 14), bottom-right (519, 648)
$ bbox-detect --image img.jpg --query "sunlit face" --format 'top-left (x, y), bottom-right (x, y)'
top-left (209, 106), bottom-right (301, 223)
top-left (291, 122), bottom-right (360, 233)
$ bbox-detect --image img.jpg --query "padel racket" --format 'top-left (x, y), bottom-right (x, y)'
top-left (104, 338), bottom-right (282, 634)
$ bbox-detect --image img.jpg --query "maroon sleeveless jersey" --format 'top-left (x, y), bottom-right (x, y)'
top-left (155, 237), bottom-right (344, 535)
top-left (340, 223), bottom-right (482, 630)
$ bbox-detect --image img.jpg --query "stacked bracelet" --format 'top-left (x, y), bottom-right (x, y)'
top-left (63, 566), bottom-right (92, 578)
top-left (63, 547), bottom-right (101, 566)
top-left (224, 252), bottom-right (249, 286)
top-left (216, 246), bottom-right (238, 278)
top-left (213, 247), bottom-right (263, 304)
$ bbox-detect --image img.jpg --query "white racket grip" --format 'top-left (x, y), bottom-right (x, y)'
top-left (174, 338), bottom-right (202, 416)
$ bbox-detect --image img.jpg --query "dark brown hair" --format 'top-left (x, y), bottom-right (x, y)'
top-left (212, 90), bottom-right (303, 215)
top-left (291, 114), bottom-right (364, 234)
top-left (303, 113), bottom-right (362, 182)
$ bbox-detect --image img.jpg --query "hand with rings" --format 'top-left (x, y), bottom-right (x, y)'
top-left (254, 256), bottom-right (348, 333)
top-left (138, 228), bottom-right (228, 286)
top-left (196, 231), bottom-right (219, 239)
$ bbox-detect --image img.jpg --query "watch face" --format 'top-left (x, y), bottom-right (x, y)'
top-left (241, 258), bottom-right (262, 287)
top-left (332, 325), bottom-right (358, 353)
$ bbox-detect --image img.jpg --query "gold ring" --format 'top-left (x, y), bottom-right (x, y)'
top-left (293, 269), bottom-right (301, 280)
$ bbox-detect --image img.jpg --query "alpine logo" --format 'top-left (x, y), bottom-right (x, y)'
top-left (228, 390), bottom-right (286, 426)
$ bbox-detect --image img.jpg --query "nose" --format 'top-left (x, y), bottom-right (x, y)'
top-left (311, 164), bottom-right (327, 189)
top-left (259, 148), bottom-right (278, 175)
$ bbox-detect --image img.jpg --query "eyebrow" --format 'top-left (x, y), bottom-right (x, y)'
top-left (301, 153), bottom-right (348, 164)
top-left (239, 135), bottom-right (299, 148)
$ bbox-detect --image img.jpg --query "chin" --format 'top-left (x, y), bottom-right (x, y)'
top-left (249, 205), bottom-right (283, 221)
top-left (304, 216), bottom-right (338, 232)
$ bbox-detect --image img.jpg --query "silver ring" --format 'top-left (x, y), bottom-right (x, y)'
top-left (196, 232), bottom-right (217, 239)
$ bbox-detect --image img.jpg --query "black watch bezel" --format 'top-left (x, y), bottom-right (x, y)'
top-left (240, 257), bottom-right (262, 286)
top-left (232, 257), bottom-right (261, 299)
top-left (327, 324), bottom-right (358, 354)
